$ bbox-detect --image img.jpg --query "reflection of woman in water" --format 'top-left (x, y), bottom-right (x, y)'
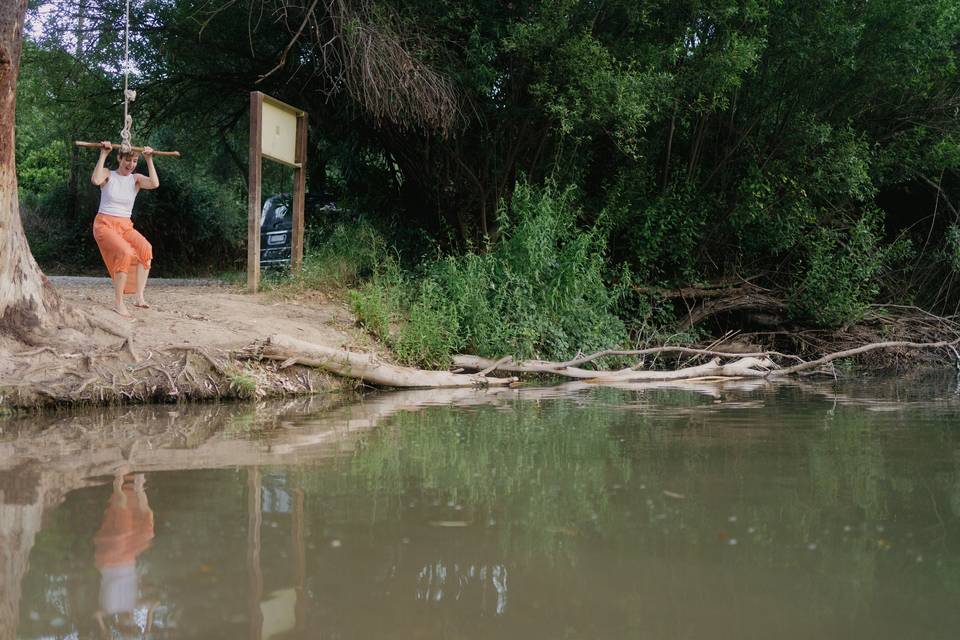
top-left (93, 473), bottom-right (156, 637)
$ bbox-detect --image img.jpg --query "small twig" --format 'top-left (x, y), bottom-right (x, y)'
top-left (131, 353), bottom-right (157, 373)
top-left (257, 0), bottom-right (321, 83)
top-left (948, 344), bottom-right (960, 372)
top-left (11, 347), bottom-right (60, 358)
top-left (197, 349), bottom-right (229, 375)
top-left (75, 376), bottom-right (99, 396)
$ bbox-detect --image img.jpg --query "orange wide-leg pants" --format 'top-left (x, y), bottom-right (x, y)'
top-left (93, 214), bottom-right (153, 295)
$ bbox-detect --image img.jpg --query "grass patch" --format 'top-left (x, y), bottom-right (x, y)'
top-left (224, 367), bottom-right (257, 398)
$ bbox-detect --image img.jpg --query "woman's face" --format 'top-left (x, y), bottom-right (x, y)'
top-left (117, 154), bottom-right (139, 175)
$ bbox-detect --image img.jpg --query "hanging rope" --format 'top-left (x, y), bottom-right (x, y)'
top-left (119, 0), bottom-right (136, 154)
top-left (73, 0), bottom-right (181, 157)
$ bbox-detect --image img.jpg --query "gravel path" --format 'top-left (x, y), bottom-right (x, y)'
top-left (49, 275), bottom-right (227, 287)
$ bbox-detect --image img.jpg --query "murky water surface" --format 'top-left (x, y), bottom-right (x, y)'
top-left (3, 377), bottom-right (960, 639)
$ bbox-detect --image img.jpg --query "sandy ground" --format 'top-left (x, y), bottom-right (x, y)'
top-left (51, 278), bottom-right (361, 353)
top-left (0, 278), bottom-right (370, 405)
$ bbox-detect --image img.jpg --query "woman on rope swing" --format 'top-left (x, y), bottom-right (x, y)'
top-left (90, 140), bottom-right (159, 317)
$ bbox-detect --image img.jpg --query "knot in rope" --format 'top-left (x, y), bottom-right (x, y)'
top-left (119, 115), bottom-right (134, 154)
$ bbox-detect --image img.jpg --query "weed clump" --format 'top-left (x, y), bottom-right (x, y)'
top-left (349, 182), bottom-right (627, 367)
top-left (788, 214), bottom-right (910, 328)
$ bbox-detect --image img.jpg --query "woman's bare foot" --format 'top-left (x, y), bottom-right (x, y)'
top-left (114, 303), bottom-right (132, 317)
top-left (133, 300), bottom-right (150, 309)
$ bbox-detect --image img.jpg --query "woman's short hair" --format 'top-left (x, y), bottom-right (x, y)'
top-left (117, 149), bottom-right (139, 161)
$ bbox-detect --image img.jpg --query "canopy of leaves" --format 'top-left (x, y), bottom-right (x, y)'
top-left (17, 0), bottom-right (960, 321)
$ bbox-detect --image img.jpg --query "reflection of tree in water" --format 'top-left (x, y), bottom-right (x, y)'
top-left (313, 397), bottom-right (632, 568)
top-left (809, 413), bottom-right (888, 521)
top-left (5, 385), bottom-right (960, 639)
top-left (303, 388), bottom-right (960, 632)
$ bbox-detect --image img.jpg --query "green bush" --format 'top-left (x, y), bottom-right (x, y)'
top-left (351, 181), bottom-right (628, 367)
top-left (602, 175), bottom-right (708, 282)
top-left (21, 183), bottom-right (103, 272)
top-left (392, 279), bottom-right (463, 366)
top-left (347, 251), bottom-right (410, 343)
top-left (788, 214), bottom-right (892, 328)
top-left (136, 165), bottom-right (246, 275)
top-left (946, 225), bottom-right (960, 274)
top-left (350, 282), bottom-right (394, 341)
top-left (303, 217), bottom-right (392, 287)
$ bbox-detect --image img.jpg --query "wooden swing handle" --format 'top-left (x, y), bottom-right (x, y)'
top-left (74, 141), bottom-right (181, 157)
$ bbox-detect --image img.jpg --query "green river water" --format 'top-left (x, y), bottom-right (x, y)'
top-left (2, 376), bottom-right (959, 639)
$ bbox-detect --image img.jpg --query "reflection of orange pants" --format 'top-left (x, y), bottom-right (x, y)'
top-left (95, 487), bottom-right (155, 569)
top-left (93, 214), bottom-right (152, 295)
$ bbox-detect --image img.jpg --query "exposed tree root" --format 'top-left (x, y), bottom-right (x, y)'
top-left (0, 342), bottom-right (345, 409)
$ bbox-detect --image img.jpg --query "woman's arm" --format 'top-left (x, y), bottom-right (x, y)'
top-left (136, 147), bottom-right (160, 190)
top-left (90, 141), bottom-right (111, 186)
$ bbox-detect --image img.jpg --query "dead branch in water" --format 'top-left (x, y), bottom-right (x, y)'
top-left (253, 334), bottom-right (960, 389)
top-left (452, 339), bottom-right (960, 383)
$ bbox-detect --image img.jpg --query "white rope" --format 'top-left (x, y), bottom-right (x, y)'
top-left (119, 0), bottom-right (136, 154)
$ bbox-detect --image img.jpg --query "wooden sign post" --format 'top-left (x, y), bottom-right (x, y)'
top-left (248, 91), bottom-right (308, 293)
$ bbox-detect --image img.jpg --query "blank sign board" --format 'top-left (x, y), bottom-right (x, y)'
top-left (249, 91), bottom-right (307, 293)
top-left (261, 97), bottom-right (299, 167)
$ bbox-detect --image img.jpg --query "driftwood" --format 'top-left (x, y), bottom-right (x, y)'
top-left (453, 339), bottom-right (960, 383)
top-left (261, 334), bottom-right (518, 388)
top-left (455, 355), bottom-right (779, 382)
top-left (256, 334), bottom-right (960, 389)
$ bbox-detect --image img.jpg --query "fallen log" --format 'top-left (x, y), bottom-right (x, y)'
top-left (257, 335), bottom-right (959, 389)
top-left (452, 355), bottom-right (776, 382)
top-left (453, 345), bottom-right (804, 375)
top-left (453, 339), bottom-right (960, 383)
top-left (768, 338), bottom-right (960, 375)
top-left (585, 356), bottom-right (777, 382)
top-left (451, 355), bottom-right (624, 379)
top-left (261, 334), bottom-right (518, 388)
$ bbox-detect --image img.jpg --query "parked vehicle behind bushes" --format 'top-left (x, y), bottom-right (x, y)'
top-left (259, 193), bottom-right (340, 268)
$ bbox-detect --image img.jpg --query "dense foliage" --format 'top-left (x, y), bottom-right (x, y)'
top-left (15, 0), bottom-right (960, 358)
top-left (347, 182), bottom-right (627, 364)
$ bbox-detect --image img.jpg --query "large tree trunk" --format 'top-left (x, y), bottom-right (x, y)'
top-left (0, 0), bottom-right (64, 341)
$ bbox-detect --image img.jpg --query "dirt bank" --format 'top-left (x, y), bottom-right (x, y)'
top-left (0, 281), bottom-right (370, 408)
top-left (3, 279), bottom-right (957, 409)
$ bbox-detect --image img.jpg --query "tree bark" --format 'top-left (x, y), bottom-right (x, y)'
top-left (262, 334), bottom-right (518, 388)
top-left (0, 0), bottom-right (64, 342)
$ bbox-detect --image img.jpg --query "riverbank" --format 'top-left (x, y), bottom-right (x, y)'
top-left (0, 280), bottom-right (369, 409)
top-left (2, 279), bottom-right (958, 410)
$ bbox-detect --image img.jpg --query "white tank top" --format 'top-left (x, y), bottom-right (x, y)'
top-left (98, 171), bottom-right (137, 218)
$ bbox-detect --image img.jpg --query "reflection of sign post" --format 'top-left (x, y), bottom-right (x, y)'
top-left (248, 91), bottom-right (307, 293)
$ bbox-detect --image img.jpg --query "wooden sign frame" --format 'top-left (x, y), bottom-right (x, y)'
top-left (248, 91), bottom-right (308, 292)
